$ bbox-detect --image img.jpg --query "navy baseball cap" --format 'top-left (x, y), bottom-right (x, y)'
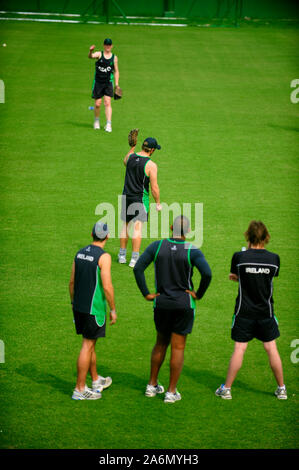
top-left (92, 222), bottom-right (109, 240)
top-left (143, 137), bottom-right (161, 150)
top-left (104, 38), bottom-right (112, 45)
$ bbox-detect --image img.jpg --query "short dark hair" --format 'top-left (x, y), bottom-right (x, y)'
top-left (172, 215), bottom-right (190, 237)
top-left (244, 220), bottom-right (270, 245)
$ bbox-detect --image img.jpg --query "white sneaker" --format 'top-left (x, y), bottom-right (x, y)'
top-left (145, 383), bottom-right (165, 397)
top-left (275, 386), bottom-right (287, 400)
top-left (164, 390), bottom-right (181, 403)
top-left (118, 255), bottom-right (127, 264)
top-left (215, 384), bottom-right (232, 400)
top-left (92, 376), bottom-right (112, 392)
top-left (105, 123), bottom-right (112, 132)
top-left (129, 257), bottom-right (139, 268)
top-left (94, 120), bottom-right (100, 130)
top-left (72, 385), bottom-right (102, 400)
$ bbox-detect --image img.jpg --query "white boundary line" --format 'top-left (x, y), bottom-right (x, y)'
top-left (0, 17), bottom-right (81, 23)
top-left (0, 16), bottom-right (188, 27)
top-left (0, 10), bottom-right (81, 16)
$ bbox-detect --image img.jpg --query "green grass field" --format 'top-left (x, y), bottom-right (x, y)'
top-left (0, 20), bottom-right (298, 450)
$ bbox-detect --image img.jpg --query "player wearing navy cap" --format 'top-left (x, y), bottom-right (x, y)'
top-left (69, 222), bottom-right (117, 400)
top-left (118, 136), bottom-right (162, 268)
top-left (88, 38), bottom-right (119, 132)
top-left (216, 221), bottom-right (287, 400)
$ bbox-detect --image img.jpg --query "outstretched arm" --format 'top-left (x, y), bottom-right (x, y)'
top-left (124, 128), bottom-right (139, 165)
top-left (88, 45), bottom-right (101, 59)
top-left (124, 147), bottom-right (135, 166)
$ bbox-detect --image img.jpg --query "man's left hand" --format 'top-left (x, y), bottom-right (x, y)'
top-left (185, 289), bottom-right (198, 300)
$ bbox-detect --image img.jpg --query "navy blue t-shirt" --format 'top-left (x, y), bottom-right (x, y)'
top-left (134, 238), bottom-right (212, 310)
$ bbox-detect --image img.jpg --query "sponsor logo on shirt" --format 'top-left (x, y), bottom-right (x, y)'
top-left (98, 66), bottom-right (112, 73)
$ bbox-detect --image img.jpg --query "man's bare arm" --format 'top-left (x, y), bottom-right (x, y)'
top-left (69, 261), bottom-right (75, 303)
top-left (88, 45), bottom-right (101, 59)
top-left (114, 55), bottom-right (119, 87)
top-left (99, 253), bottom-right (117, 324)
top-left (147, 162), bottom-right (161, 208)
top-left (124, 147), bottom-right (136, 166)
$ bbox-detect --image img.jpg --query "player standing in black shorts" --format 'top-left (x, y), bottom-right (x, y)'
top-left (69, 222), bottom-right (117, 400)
top-left (216, 220), bottom-right (287, 400)
top-left (118, 135), bottom-right (162, 268)
top-left (133, 216), bottom-right (212, 403)
top-left (88, 38), bottom-right (119, 132)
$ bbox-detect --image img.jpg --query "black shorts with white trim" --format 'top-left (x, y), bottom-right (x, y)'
top-left (231, 315), bottom-right (280, 343)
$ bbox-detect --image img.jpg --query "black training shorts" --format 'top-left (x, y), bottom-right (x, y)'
top-left (92, 81), bottom-right (113, 99)
top-left (73, 310), bottom-right (106, 339)
top-left (121, 196), bottom-right (148, 223)
top-left (231, 315), bottom-right (280, 343)
top-left (154, 308), bottom-right (195, 336)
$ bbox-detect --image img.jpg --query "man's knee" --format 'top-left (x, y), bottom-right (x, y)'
top-left (263, 340), bottom-right (276, 353)
top-left (82, 338), bottom-right (96, 351)
top-left (234, 341), bottom-right (248, 353)
top-left (171, 333), bottom-right (187, 351)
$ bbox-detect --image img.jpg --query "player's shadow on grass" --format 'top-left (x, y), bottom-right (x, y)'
top-left (183, 366), bottom-right (273, 397)
top-left (16, 363), bottom-right (73, 396)
top-left (66, 121), bottom-right (93, 129)
top-left (268, 123), bottom-right (299, 133)
top-left (99, 368), bottom-right (146, 393)
top-left (16, 364), bottom-right (146, 395)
